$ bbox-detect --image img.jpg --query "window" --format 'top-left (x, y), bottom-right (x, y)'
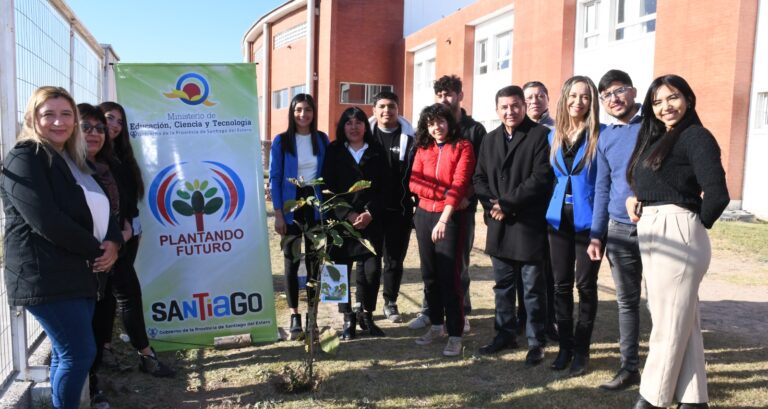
top-left (756, 92), bottom-right (768, 129)
top-left (614, 0), bottom-right (656, 41)
top-left (291, 84), bottom-right (306, 97)
top-left (477, 39), bottom-right (488, 75)
top-left (339, 83), bottom-right (394, 105)
top-left (272, 88), bottom-right (289, 109)
top-left (495, 32), bottom-right (511, 70)
top-left (273, 23), bottom-right (307, 49)
top-left (582, 1), bottom-right (600, 48)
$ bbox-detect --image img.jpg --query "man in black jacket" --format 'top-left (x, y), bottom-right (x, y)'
top-left (473, 85), bottom-right (552, 367)
top-left (368, 91), bottom-right (415, 323)
top-left (408, 75), bottom-right (486, 332)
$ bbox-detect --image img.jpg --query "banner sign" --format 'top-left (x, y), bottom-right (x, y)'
top-left (115, 64), bottom-right (277, 351)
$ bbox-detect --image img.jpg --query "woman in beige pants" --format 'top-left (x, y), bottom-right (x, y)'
top-left (625, 75), bottom-right (729, 409)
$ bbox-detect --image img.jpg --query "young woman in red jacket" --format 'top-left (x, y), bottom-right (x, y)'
top-left (409, 103), bottom-right (475, 357)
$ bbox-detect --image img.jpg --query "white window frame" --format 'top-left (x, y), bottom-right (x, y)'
top-left (339, 82), bottom-right (394, 105)
top-left (476, 39), bottom-right (488, 75)
top-left (581, 0), bottom-right (600, 48)
top-left (495, 32), bottom-right (511, 70)
top-left (272, 88), bottom-right (289, 109)
top-left (756, 92), bottom-right (768, 130)
top-left (613, 0), bottom-right (657, 41)
top-left (290, 84), bottom-right (306, 98)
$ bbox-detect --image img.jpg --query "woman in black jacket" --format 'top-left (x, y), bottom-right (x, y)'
top-left (626, 75), bottom-right (729, 409)
top-left (322, 107), bottom-right (390, 340)
top-left (1, 87), bottom-right (121, 409)
top-left (96, 101), bottom-right (174, 377)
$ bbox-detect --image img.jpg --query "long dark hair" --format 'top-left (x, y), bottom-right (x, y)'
top-left (98, 101), bottom-right (145, 199)
top-left (77, 103), bottom-right (114, 165)
top-left (626, 74), bottom-right (702, 188)
top-left (414, 103), bottom-right (459, 148)
top-left (281, 93), bottom-right (320, 156)
top-left (334, 107), bottom-right (374, 145)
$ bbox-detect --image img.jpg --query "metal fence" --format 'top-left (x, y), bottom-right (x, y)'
top-left (0, 0), bottom-right (111, 394)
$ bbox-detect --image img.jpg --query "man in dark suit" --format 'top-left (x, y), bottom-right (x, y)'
top-left (473, 85), bottom-right (552, 367)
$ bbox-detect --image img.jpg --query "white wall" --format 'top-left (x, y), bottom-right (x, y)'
top-left (572, 0), bottom-right (655, 123)
top-left (404, 0), bottom-right (478, 37)
top-left (471, 10), bottom-right (514, 130)
top-left (411, 44), bottom-right (437, 124)
top-left (742, 1), bottom-right (768, 219)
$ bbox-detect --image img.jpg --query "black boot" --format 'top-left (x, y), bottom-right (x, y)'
top-left (356, 308), bottom-right (368, 331)
top-left (633, 395), bottom-right (664, 409)
top-left (549, 348), bottom-right (573, 370)
top-left (342, 313), bottom-right (356, 340)
top-left (362, 311), bottom-right (385, 337)
top-left (289, 313), bottom-right (302, 340)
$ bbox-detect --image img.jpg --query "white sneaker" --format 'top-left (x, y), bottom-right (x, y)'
top-left (463, 317), bottom-right (471, 333)
top-left (415, 325), bottom-right (444, 345)
top-left (443, 336), bottom-right (463, 357)
top-left (408, 313), bottom-right (431, 330)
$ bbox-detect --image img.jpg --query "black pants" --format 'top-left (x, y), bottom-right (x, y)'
top-left (91, 235), bottom-right (150, 370)
top-left (414, 207), bottom-right (466, 337)
top-left (548, 204), bottom-right (602, 355)
top-left (281, 186), bottom-right (320, 309)
top-left (336, 253), bottom-right (382, 313)
top-left (381, 210), bottom-right (413, 304)
top-left (517, 240), bottom-right (556, 328)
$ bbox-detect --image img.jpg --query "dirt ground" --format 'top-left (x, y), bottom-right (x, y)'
top-left (83, 210), bottom-right (767, 409)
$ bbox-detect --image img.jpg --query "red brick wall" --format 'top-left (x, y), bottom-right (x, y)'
top-left (268, 9), bottom-right (309, 140)
top-left (402, 0), bottom-right (513, 119)
top-left (654, 0), bottom-right (758, 199)
top-left (512, 0), bottom-right (576, 114)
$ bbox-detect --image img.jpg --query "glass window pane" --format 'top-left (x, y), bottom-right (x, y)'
top-left (643, 20), bottom-right (656, 33)
top-left (642, 0), bottom-right (657, 16)
top-left (617, 0), bottom-right (625, 24)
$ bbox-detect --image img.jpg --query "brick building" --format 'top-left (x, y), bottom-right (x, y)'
top-left (242, 0), bottom-right (767, 218)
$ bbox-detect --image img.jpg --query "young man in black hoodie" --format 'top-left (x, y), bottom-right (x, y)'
top-left (369, 91), bottom-right (415, 323)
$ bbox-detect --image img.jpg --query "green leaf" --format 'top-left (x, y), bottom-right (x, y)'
top-left (203, 197), bottom-right (223, 214)
top-left (287, 177), bottom-right (303, 187)
top-left (185, 181), bottom-right (195, 191)
top-left (283, 199), bottom-right (305, 213)
top-left (347, 180), bottom-right (371, 193)
top-left (357, 237), bottom-right (377, 255)
top-left (194, 179), bottom-right (200, 189)
top-left (280, 234), bottom-right (299, 250)
top-left (324, 265), bottom-right (341, 281)
top-left (200, 180), bottom-right (208, 190)
top-left (176, 190), bottom-right (191, 199)
top-left (192, 190), bottom-right (205, 212)
top-left (338, 222), bottom-right (361, 239)
top-left (172, 200), bottom-right (194, 216)
top-left (319, 330), bottom-right (339, 355)
top-left (328, 229), bottom-right (343, 247)
top-left (321, 189), bottom-right (334, 195)
top-left (204, 187), bottom-right (218, 198)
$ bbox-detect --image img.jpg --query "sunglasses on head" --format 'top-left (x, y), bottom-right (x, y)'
top-left (80, 123), bottom-right (106, 134)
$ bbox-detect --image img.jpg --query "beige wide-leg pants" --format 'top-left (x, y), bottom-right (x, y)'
top-left (637, 205), bottom-right (710, 407)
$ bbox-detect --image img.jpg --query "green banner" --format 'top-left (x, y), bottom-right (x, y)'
top-left (115, 64), bottom-right (277, 351)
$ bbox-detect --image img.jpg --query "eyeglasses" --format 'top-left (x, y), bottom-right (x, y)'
top-left (525, 94), bottom-right (548, 102)
top-left (80, 123), bottom-right (106, 134)
top-left (599, 86), bottom-right (630, 102)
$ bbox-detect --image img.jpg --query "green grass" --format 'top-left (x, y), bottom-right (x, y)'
top-left (709, 220), bottom-right (768, 263)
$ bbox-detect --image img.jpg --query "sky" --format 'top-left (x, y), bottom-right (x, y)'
top-left (66, 0), bottom-right (286, 63)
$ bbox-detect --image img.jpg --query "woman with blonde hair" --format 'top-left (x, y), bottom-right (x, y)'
top-left (1, 87), bottom-right (122, 409)
top-left (546, 76), bottom-right (604, 376)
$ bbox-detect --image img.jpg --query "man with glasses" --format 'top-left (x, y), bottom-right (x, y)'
top-left (587, 69), bottom-right (643, 391)
top-left (523, 81), bottom-right (554, 128)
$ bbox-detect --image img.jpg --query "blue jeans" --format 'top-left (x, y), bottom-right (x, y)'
top-left (606, 219), bottom-right (643, 371)
top-left (27, 298), bottom-right (96, 409)
top-left (490, 256), bottom-right (547, 347)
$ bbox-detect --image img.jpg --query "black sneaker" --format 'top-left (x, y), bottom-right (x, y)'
top-left (383, 302), bottom-right (402, 323)
top-left (138, 348), bottom-right (175, 378)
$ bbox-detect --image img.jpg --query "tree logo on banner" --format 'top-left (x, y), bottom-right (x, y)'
top-left (163, 72), bottom-right (217, 106)
top-left (148, 161), bottom-right (245, 231)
